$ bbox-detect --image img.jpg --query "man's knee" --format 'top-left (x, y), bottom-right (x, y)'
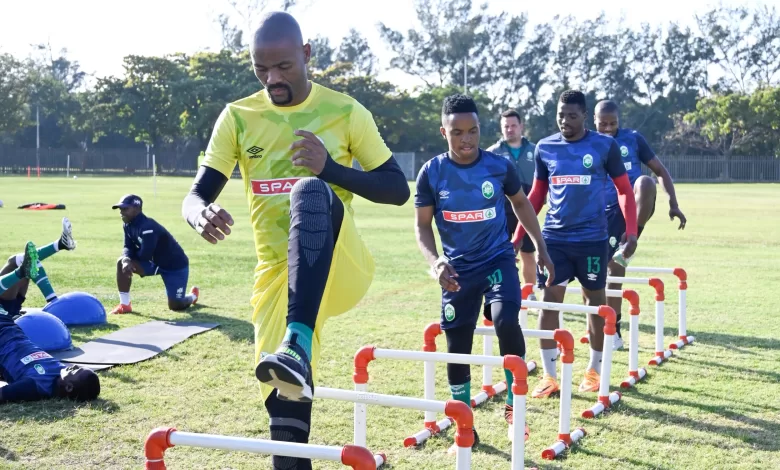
top-left (168, 299), bottom-right (189, 311)
top-left (289, 177), bottom-right (331, 209)
top-left (635, 176), bottom-right (656, 199)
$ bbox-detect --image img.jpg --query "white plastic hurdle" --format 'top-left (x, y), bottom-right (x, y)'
top-left (515, 290), bottom-right (622, 418)
top-left (419, 324), bottom-right (584, 460)
top-left (143, 427), bottom-right (378, 470)
top-left (353, 347), bottom-right (531, 469)
top-left (314, 387), bottom-right (476, 469)
top-left (625, 266), bottom-right (694, 350)
top-left (605, 276), bottom-right (674, 366)
top-left (525, 285), bottom-right (648, 389)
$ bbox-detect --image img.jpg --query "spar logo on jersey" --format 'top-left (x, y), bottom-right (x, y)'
top-left (442, 207), bottom-right (497, 223)
top-left (550, 175), bottom-right (592, 185)
top-left (20, 351), bottom-right (53, 365)
top-left (620, 146), bottom-right (629, 158)
top-left (251, 178), bottom-right (301, 196)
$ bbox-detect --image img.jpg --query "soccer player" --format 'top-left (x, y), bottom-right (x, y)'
top-left (415, 94), bottom-right (554, 445)
top-left (595, 100), bottom-right (687, 350)
top-left (486, 109), bottom-right (539, 288)
top-left (0, 218), bottom-right (76, 316)
top-left (181, 12), bottom-right (409, 469)
top-left (110, 194), bottom-right (198, 314)
top-left (1, 242), bottom-right (101, 404)
top-left (512, 90), bottom-right (638, 397)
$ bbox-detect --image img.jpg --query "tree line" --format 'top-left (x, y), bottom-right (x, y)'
top-left (1, 0), bottom-right (778, 160)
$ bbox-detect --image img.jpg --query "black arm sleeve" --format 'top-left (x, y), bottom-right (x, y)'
top-left (0, 378), bottom-right (45, 403)
top-left (182, 166), bottom-right (230, 229)
top-left (317, 155), bottom-right (410, 206)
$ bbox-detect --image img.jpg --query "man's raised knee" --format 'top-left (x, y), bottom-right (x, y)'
top-left (289, 177), bottom-right (331, 204)
top-left (635, 175), bottom-right (656, 197)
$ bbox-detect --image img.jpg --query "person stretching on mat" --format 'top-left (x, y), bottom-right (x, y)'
top-left (0, 242), bottom-right (100, 404)
top-left (595, 99), bottom-right (687, 350)
top-left (110, 194), bottom-right (199, 314)
top-left (0, 217), bottom-right (76, 317)
top-left (512, 90), bottom-right (638, 398)
top-left (181, 11), bottom-right (409, 470)
top-left (415, 94), bottom-right (555, 448)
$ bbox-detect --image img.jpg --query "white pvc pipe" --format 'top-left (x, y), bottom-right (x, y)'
top-left (374, 349), bottom-right (503, 368)
top-left (583, 391), bottom-right (621, 418)
top-left (473, 327), bottom-right (555, 340)
top-left (679, 289), bottom-right (687, 338)
top-left (655, 300), bottom-right (665, 356)
top-left (353, 383), bottom-right (368, 448)
top-left (511, 395), bottom-right (526, 470)
top-left (315, 387), bottom-right (445, 414)
top-left (599, 334), bottom-right (615, 398)
top-left (168, 432), bottom-right (344, 461)
top-left (558, 363), bottom-right (573, 436)
top-left (455, 445), bottom-right (471, 470)
top-left (482, 334), bottom-right (493, 387)
top-left (406, 417), bottom-right (452, 447)
top-left (629, 314), bottom-right (639, 373)
top-left (524, 300), bottom-right (600, 314)
top-left (472, 381), bottom-right (507, 408)
top-left (542, 427), bottom-right (586, 460)
top-left (374, 454), bottom-right (385, 467)
top-left (607, 276), bottom-right (651, 284)
top-left (423, 361), bottom-right (436, 424)
top-left (626, 266), bottom-right (675, 274)
top-left (534, 285), bottom-right (623, 298)
top-left (520, 308), bottom-right (528, 329)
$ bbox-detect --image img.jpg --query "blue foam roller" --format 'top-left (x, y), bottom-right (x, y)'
top-left (15, 311), bottom-right (73, 352)
top-left (43, 292), bottom-right (107, 326)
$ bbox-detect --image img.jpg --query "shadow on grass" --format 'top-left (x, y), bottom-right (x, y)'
top-left (146, 303), bottom-right (255, 344)
top-left (673, 354), bottom-right (780, 385)
top-left (620, 392), bottom-right (780, 452)
top-left (663, 385), bottom-right (780, 413)
top-left (0, 445), bottom-right (16, 461)
top-left (0, 397), bottom-right (120, 424)
top-left (572, 446), bottom-right (674, 470)
top-left (636, 324), bottom-right (780, 352)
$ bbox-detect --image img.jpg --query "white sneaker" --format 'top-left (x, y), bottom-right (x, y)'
top-left (613, 335), bottom-right (624, 351)
top-left (60, 217), bottom-right (76, 250)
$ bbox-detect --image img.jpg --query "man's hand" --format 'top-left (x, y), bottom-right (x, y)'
top-left (620, 234), bottom-right (639, 259)
top-left (432, 258), bottom-right (460, 292)
top-left (669, 206), bottom-right (687, 230)
top-left (195, 203), bottom-right (234, 245)
top-left (536, 248), bottom-right (556, 287)
top-left (290, 130), bottom-right (329, 175)
top-left (120, 257), bottom-right (134, 275)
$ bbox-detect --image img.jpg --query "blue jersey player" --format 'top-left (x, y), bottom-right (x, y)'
top-left (415, 94), bottom-right (554, 447)
top-left (512, 91), bottom-right (638, 398)
top-left (595, 100), bottom-right (687, 350)
top-left (110, 194), bottom-right (199, 314)
top-left (0, 242), bottom-right (100, 404)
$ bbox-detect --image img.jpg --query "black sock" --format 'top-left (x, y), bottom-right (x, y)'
top-left (265, 392), bottom-right (313, 470)
top-left (286, 178), bottom-right (343, 333)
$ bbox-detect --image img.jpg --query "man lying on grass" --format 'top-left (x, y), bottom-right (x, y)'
top-left (0, 242), bottom-right (100, 404)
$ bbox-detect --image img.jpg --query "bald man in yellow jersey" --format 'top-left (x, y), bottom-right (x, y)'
top-left (181, 11), bottom-right (409, 470)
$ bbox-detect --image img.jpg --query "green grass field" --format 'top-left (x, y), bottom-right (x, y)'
top-left (1, 176), bottom-right (779, 470)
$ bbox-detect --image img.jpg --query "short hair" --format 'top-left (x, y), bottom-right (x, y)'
top-left (69, 370), bottom-right (101, 402)
top-left (501, 109), bottom-right (523, 123)
top-left (252, 11), bottom-right (303, 46)
top-left (558, 90), bottom-right (587, 113)
top-left (442, 94), bottom-right (479, 116)
top-left (595, 99), bottom-right (619, 115)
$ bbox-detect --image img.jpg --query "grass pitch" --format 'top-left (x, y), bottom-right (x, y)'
top-left (1, 176), bottom-right (779, 469)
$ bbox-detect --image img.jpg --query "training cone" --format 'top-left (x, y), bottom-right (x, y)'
top-left (43, 292), bottom-right (107, 326)
top-left (15, 311), bottom-right (73, 351)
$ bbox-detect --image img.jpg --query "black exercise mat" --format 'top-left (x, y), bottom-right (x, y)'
top-left (51, 321), bottom-right (219, 365)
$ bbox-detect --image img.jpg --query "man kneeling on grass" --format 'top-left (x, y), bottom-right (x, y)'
top-left (0, 242), bottom-right (100, 404)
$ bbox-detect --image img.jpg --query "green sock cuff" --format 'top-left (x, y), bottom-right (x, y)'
top-left (504, 369), bottom-right (514, 406)
top-left (37, 242), bottom-right (58, 262)
top-left (0, 270), bottom-right (22, 295)
top-left (32, 265), bottom-right (56, 301)
top-left (450, 381), bottom-right (471, 407)
top-left (284, 322), bottom-right (313, 359)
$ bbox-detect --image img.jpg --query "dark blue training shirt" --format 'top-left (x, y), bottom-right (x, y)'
top-left (123, 213), bottom-right (188, 271)
top-left (535, 130), bottom-right (626, 242)
top-left (0, 315), bottom-right (65, 402)
top-left (415, 150), bottom-right (522, 271)
top-left (604, 128), bottom-right (657, 211)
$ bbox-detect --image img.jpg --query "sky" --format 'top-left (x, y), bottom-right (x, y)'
top-left (0, 0), bottom-right (771, 91)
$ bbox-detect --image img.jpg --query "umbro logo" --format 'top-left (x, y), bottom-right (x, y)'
top-left (439, 190), bottom-right (450, 199)
top-left (247, 146), bottom-right (264, 159)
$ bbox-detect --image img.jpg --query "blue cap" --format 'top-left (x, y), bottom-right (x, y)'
top-left (112, 194), bottom-right (143, 210)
